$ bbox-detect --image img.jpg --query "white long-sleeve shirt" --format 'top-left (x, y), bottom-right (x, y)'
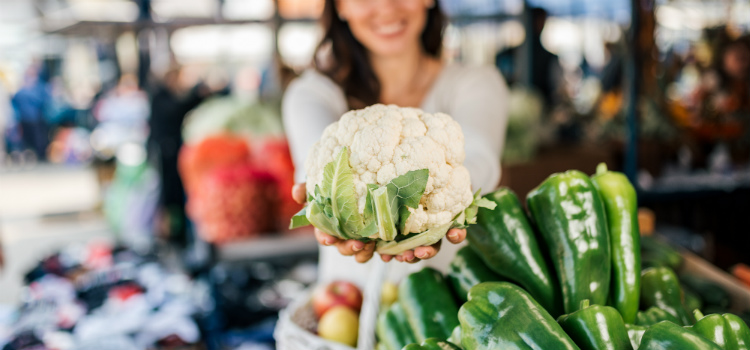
top-left (282, 63), bottom-right (509, 285)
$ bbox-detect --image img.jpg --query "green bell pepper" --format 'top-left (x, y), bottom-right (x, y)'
top-left (591, 163), bottom-right (641, 324)
top-left (641, 267), bottom-right (695, 326)
top-left (527, 170), bottom-right (611, 314)
top-left (638, 321), bottom-right (721, 350)
top-left (402, 338), bottom-right (462, 350)
top-left (448, 246), bottom-right (504, 303)
top-left (376, 302), bottom-right (416, 350)
top-left (557, 299), bottom-right (633, 350)
top-left (636, 306), bottom-right (681, 326)
top-left (458, 282), bottom-right (580, 350)
top-left (448, 325), bottom-right (462, 348)
top-left (640, 235), bottom-right (682, 270)
top-left (683, 285), bottom-right (704, 314)
top-left (400, 268), bottom-right (460, 342)
top-left (681, 274), bottom-right (731, 310)
top-left (625, 324), bottom-right (647, 349)
top-left (689, 310), bottom-right (750, 350)
top-left (467, 188), bottom-right (562, 315)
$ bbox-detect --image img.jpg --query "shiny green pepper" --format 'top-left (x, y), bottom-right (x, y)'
top-left (458, 282), bottom-right (580, 350)
top-left (402, 338), bottom-right (462, 350)
top-left (625, 324), bottom-right (647, 349)
top-left (557, 299), bottom-right (633, 350)
top-left (447, 246), bottom-right (504, 303)
top-left (641, 267), bottom-right (695, 325)
top-left (467, 188), bottom-right (562, 315)
top-left (399, 268), bottom-right (460, 342)
top-left (376, 302), bottom-right (416, 350)
top-left (689, 310), bottom-right (750, 350)
top-left (636, 306), bottom-right (682, 326)
top-left (638, 321), bottom-right (721, 350)
top-left (527, 170), bottom-right (611, 314)
top-left (591, 163), bottom-right (641, 324)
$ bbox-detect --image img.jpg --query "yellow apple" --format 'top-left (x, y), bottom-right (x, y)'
top-left (380, 281), bottom-right (398, 306)
top-left (318, 305), bottom-right (359, 347)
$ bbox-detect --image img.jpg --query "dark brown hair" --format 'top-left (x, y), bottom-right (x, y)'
top-left (314, 0), bottom-right (446, 109)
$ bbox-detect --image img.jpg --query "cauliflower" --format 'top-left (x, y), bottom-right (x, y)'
top-left (290, 104), bottom-right (495, 255)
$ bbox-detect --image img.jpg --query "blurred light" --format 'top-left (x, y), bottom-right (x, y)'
top-left (116, 32), bottom-right (138, 75)
top-left (67, 0), bottom-right (139, 22)
top-left (541, 18), bottom-right (580, 55)
top-left (116, 143), bottom-right (147, 167)
top-left (171, 25), bottom-right (274, 63)
top-left (152, 0), bottom-right (217, 20)
top-left (278, 23), bottom-right (323, 68)
top-left (498, 20), bottom-right (525, 48)
top-left (227, 25), bottom-right (275, 60)
top-left (222, 0), bottom-right (274, 20)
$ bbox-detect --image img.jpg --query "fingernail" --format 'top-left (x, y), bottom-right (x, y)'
top-left (352, 242), bottom-right (364, 252)
top-left (396, 256), bottom-right (403, 262)
top-left (324, 238), bottom-right (336, 245)
top-left (417, 251), bottom-right (428, 259)
top-left (448, 232), bottom-right (459, 240)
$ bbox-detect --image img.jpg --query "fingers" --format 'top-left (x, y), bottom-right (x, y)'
top-left (354, 242), bottom-right (376, 263)
top-left (414, 245), bottom-right (439, 260)
top-left (446, 228), bottom-right (467, 244)
top-left (292, 183), bottom-right (307, 204)
top-left (380, 254), bottom-right (393, 263)
top-left (314, 228), bottom-right (339, 246)
top-left (335, 239), bottom-right (365, 256)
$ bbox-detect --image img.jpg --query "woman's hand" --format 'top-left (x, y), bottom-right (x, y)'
top-left (292, 183), bottom-right (467, 264)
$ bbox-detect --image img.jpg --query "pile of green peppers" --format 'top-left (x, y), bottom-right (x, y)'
top-left (375, 164), bottom-right (750, 350)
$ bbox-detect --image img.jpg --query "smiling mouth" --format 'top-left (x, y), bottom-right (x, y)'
top-left (374, 21), bottom-right (406, 36)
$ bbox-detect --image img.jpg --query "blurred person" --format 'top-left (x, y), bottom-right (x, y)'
top-left (147, 68), bottom-right (224, 245)
top-left (11, 67), bottom-right (50, 161)
top-left (283, 0), bottom-right (508, 281)
top-left (91, 74), bottom-right (150, 159)
top-left (529, 7), bottom-right (562, 108)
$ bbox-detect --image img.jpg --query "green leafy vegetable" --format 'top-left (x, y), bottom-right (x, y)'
top-left (376, 221), bottom-right (453, 255)
top-left (289, 207), bottom-right (310, 229)
top-left (326, 148), bottom-right (365, 237)
top-left (372, 186), bottom-right (398, 241)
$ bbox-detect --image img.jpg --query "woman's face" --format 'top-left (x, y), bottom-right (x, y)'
top-left (337, 0), bottom-right (432, 58)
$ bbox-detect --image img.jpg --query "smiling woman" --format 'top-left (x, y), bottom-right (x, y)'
top-left (282, 0), bottom-right (509, 281)
top-left (314, 0), bottom-right (445, 109)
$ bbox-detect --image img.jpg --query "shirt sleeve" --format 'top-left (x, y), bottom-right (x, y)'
top-left (448, 66), bottom-right (509, 194)
top-left (282, 72), bottom-right (348, 183)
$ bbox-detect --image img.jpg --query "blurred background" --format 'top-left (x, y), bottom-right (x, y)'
top-left (0, 0), bottom-right (749, 349)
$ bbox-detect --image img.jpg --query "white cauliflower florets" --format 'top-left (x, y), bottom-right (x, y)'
top-left (305, 104), bottom-right (474, 233)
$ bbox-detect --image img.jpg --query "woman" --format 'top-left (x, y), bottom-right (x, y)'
top-left (283, 0), bottom-right (508, 280)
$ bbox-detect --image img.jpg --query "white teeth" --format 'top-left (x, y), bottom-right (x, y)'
top-left (376, 23), bottom-right (404, 35)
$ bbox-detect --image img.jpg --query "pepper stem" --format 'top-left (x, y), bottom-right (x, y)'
top-left (596, 163), bottom-right (608, 175)
top-left (694, 309), bottom-right (705, 320)
top-left (580, 299), bottom-right (590, 310)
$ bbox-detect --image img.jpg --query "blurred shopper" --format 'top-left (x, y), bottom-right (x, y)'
top-left (529, 7), bottom-right (561, 108)
top-left (90, 74), bottom-right (150, 161)
top-left (283, 0), bottom-right (508, 280)
top-left (147, 68), bottom-right (220, 245)
top-left (11, 67), bottom-right (50, 161)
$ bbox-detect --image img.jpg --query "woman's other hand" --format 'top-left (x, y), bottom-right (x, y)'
top-left (292, 183), bottom-right (466, 264)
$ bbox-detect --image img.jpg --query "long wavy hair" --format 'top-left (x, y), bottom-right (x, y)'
top-left (314, 0), bottom-right (446, 109)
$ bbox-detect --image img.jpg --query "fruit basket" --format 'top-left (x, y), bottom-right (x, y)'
top-left (275, 288), bottom-right (364, 350)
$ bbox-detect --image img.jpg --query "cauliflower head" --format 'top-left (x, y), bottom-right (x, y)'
top-left (304, 104), bottom-right (474, 234)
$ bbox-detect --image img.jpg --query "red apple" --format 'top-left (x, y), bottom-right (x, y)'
top-left (312, 281), bottom-right (363, 318)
